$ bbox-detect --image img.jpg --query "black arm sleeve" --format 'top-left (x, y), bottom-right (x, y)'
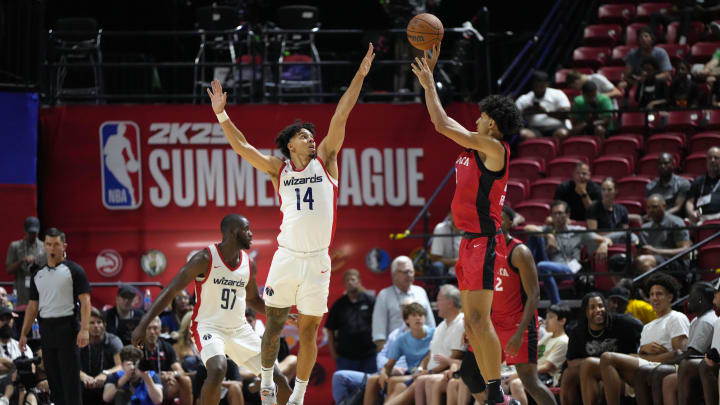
top-left (67, 260), bottom-right (91, 295)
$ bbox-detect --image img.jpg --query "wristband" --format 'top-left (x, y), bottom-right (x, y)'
top-left (216, 111), bottom-right (229, 123)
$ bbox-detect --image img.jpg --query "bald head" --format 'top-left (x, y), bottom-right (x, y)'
top-left (646, 193), bottom-right (666, 222)
top-left (220, 214), bottom-right (247, 234)
top-left (707, 147), bottom-right (720, 177)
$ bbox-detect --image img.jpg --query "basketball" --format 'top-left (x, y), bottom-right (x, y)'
top-left (406, 13), bottom-right (444, 51)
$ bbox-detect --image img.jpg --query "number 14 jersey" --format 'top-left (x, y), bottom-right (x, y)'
top-left (277, 157), bottom-right (338, 252)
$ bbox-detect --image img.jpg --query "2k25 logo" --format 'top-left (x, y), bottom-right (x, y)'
top-left (99, 121), bottom-right (142, 209)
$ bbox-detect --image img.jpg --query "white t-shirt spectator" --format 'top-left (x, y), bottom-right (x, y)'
top-left (537, 333), bottom-right (569, 386)
top-left (639, 310), bottom-right (690, 352)
top-left (688, 309), bottom-right (717, 353)
top-left (426, 313), bottom-right (465, 370)
top-left (515, 88), bottom-right (571, 130)
top-left (0, 338), bottom-right (33, 379)
top-left (588, 73), bottom-right (615, 93)
top-left (429, 219), bottom-right (461, 274)
top-left (710, 317), bottom-right (720, 351)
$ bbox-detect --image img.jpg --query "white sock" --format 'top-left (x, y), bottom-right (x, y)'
top-left (288, 378), bottom-right (308, 403)
top-left (260, 366), bottom-right (274, 388)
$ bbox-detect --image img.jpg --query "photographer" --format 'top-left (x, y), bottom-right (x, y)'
top-left (103, 345), bottom-right (162, 405)
top-left (0, 307), bottom-right (35, 405)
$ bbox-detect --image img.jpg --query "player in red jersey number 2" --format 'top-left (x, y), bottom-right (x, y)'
top-left (411, 44), bottom-right (523, 405)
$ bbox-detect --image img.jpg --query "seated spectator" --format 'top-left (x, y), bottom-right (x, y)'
top-left (565, 70), bottom-right (623, 99)
top-left (698, 282), bottom-right (720, 405)
top-left (623, 27), bottom-right (672, 87)
top-left (140, 317), bottom-right (192, 405)
top-left (173, 312), bottom-right (200, 374)
top-left (616, 278), bottom-right (657, 324)
top-left (103, 345), bottom-right (163, 405)
top-left (687, 146), bottom-right (720, 224)
top-left (0, 306), bottom-right (34, 405)
top-left (516, 70), bottom-right (571, 141)
top-left (245, 308), bottom-right (265, 336)
top-left (525, 200), bottom-right (611, 304)
top-left (635, 57), bottom-right (669, 110)
top-left (553, 162), bottom-right (601, 222)
top-left (427, 213), bottom-right (461, 279)
top-left (80, 307), bottom-right (123, 405)
top-left (649, 2), bottom-right (720, 45)
top-left (160, 289), bottom-right (191, 335)
top-left (587, 177), bottom-right (637, 245)
top-left (598, 273), bottom-right (690, 405)
top-left (570, 81), bottom-right (615, 138)
top-left (372, 256), bottom-right (435, 352)
top-left (637, 194), bottom-right (692, 274)
top-left (634, 281), bottom-right (716, 405)
top-left (191, 357), bottom-right (244, 405)
top-left (668, 60), bottom-right (702, 108)
top-left (104, 284), bottom-right (145, 345)
top-left (0, 288), bottom-right (11, 310)
top-left (559, 292), bottom-right (642, 405)
top-left (646, 152), bottom-right (691, 218)
top-left (326, 268), bottom-right (377, 373)
top-left (507, 304), bottom-right (570, 405)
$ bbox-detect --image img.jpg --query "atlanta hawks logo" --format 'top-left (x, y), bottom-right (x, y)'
top-left (265, 286), bottom-right (274, 297)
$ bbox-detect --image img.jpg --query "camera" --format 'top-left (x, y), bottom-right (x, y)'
top-left (137, 358), bottom-right (153, 372)
top-left (13, 355), bottom-right (41, 390)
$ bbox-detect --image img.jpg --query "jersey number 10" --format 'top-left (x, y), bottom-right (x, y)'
top-left (295, 188), bottom-right (314, 210)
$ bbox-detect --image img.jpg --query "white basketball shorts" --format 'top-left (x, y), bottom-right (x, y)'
top-left (192, 322), bottom-right (262, 374)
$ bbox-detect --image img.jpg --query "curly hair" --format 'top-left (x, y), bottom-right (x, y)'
top-left (275, 119), bottom-right (316, 159)
top-left (579, 291), bottom-right (609, 330)
top-left (645, 272), bottom-right (680, 301)
top-left (478, 95), bottom-right (522, 138)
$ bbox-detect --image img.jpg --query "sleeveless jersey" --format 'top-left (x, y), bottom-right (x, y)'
top-left (277, 157), bottom-right (338, 252)
top-left (190, 244), bottom-right (249, 329)
top-left (492, 236), bottom-right (525, 318)
top-left (451, 143), bottom-right (509, 234)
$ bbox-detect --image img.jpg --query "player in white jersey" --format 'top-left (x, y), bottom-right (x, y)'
top-left (207, 44), bottom-right (375, 405)
top-left (132, 214), bottom-right (292, 405)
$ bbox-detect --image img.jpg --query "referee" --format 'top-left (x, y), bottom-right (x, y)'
top-left (19, 227), bottom-right (91, 405)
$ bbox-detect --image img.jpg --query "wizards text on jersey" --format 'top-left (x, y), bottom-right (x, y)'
top-left (213, 276), bottom-right (246, 288)
top-left (283, 174), bottom-right (323, 186)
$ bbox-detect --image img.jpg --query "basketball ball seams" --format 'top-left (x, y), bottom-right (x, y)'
top-left (406, 13), bottom-right (444, 51)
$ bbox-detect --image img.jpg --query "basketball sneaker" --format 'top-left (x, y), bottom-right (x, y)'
top-left (260, 384), bottom-right (276, 405)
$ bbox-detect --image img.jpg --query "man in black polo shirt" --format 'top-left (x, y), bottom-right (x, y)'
top-left (687, 146), bottom-right (720, 224)
top-left (325, 269), bottom-right (376, 373)
top-left (19, 227), bottom-right (91, 405)
top-left (141, 316), bottom-right (192, 405)
top-left (105, 284), bottom-right (145, 345)
top-left (554, 162), bottom-right (602, 222)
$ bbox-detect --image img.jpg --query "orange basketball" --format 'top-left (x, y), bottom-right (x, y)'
top-left (406, 13), bottom-right (444, 51)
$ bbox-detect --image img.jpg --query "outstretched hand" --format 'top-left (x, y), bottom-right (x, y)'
top-left (358, 43), bottom-right (376, 77)
top-left (424, 43), bottom-right (441, 72)
top-left (410, 56), bottom-right (434, 90)
top-left (206, 79), bottom-right (227, 114)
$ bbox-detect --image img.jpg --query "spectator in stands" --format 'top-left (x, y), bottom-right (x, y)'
top-left (80, 307), bottom-right (123, 405)
top-left (160, 289), bottom-right (191, 334)
top-left (598, 273), bottom-right (690, 405)
top-left (570, 81), bottom-right (615, 138)
top-left (140, 316), bottom-right (192, 405)
top-left (326, 269), bottom-right (377, 373)
top-left (637, 194), bottom-right (692, 274)
top-left (634, 281), bottom-right (716, 405)
top-left (646, 152), bottom-right (691, 218)
top-left (669, 60), bottom-right (702, 108)
top-left (5, 216), bottom-right (44, 310)
top-left (103, 345), bottom-right (163, 405)
top-left (565, 70), bottom-right (623, 99)
top-left (173, 312), bottom-right (200, 373)
top-left (635, 57), bottom-right (669, 110)
top-left (0, 288), bottom-right (10, 309)
top-left (525, 200), bottom-right (611, 304)
top-left (614, 279), bottom-right (657, 324)
top-left (427, 213), bottom-right (460, 279)
top-left (507, 304), bottom-right (570, 405)
top-left (554, 162), bottom-right (602, 222)
top-left (587, 177), bottom-right (636, 245)
top-left (246, 307), bottom-right (265, 336)
top-left (687, 146), bottom-right (720, 224)
top-left (623, 28), bottom-right (672, 87)
top-left (649, 2), bottom-right (720, 45)
top-left (372, 256), bottom-right (435, 352)
top-left (698, 282), bottom-right (720, 405)
top-left (0, 306), bottom-right (35, 405)
top-left (516, 70), bottom-right (571, 141)
top-left (105, 284), bottom-right (145, 345)
top-left (559, 292), bottom-right (642, 405)
top-left (192, 358), bottom-right (244, 405)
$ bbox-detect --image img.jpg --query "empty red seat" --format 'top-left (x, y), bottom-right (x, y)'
top-left (652, 110), bottom-right (701, 132)
top-left (555, 68), bottom-right (593, 87)
top-left (548, 156), bottom-right (589, 177)
top-left (518, 138), bottom-right (558, 162)
top-left (514, 201), bottom-right (552, 225)
top-left (507, 179), bottom-right (529, 206)
top-left (603, 134), bottom-right (643, 154)
top-left (530, 177), bottom-right (564, 200)
top-left (619, 112), bottom-right (646, 132)
top-left (656, 43), bottom-right (690, 64)
top-left (597, 66), bottom-right (625, 85)
top-left (689, 132), bottom-right (720, 153)
top-left (691, 42), bottom-right (720, 63)
top-left (637, 152), bottom-right (680, 176)
top-left (598, 4), bottom-right (635, 25)
top-left (562, 136), bottom-right (601, 161)
top-left (584, 24), bottom-right (623, 46)
top-left (616, 198), bottom-right (644, 215)
top-left (509, 158), bottom-right (545, 182)
top-left (697, 219), bottom-right (720, 243)
top-left (702, 110), bottom-right (720, 130)
top-left (594, 155), bottom-right (634, 178)
top-left (610, 45), bottom-right (634, 66)
top-left (667, 21), bottom-right (706, 45)
top-left (625, 22), bottom-right (650, 46)
top-left (573, 47), bottom-right (611, 69)
top-left (685, 152), bottom-right (707, 177)
top-left (617, 175), bottom-right (652, 199)
top-left (561, 88), bottom-right (581, 101)
top-left (635, 3), bottom-right (672, 22)
top-left (646, 133), bottom-right (686, 154)
top-left (698, 244), bottom-right (720, 280)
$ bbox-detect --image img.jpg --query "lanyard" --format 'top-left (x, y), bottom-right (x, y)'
top-left (702, 176), bottom-right (720, 195)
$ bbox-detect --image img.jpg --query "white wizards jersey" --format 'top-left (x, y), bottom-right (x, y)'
top-left (191, 244), bottom-right (249, 329)
top-left (277, 157), bottom-right (338, 252)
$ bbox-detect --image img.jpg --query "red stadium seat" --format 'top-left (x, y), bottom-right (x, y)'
top-left (616, 198), bottom-right (644, 215)
top-left (702, 110), bottom-right (720, 130)
top-left (635, 3), bottom-right (672, 22)
top-left (697, 219), bottom-right (720, 243)
top-left (625, 23), bottom-right (650, 46)
top-left (685, 152), bottom-right (707, 177)
top-left (598, 4), bottom-right (635, 25)
top-left (666, 21), bottom-right (706, 45)
top-left (573, 47), bottom-right (611, 69)
top-left (597, 66), bottom-right (625, 85)
top-left (509, 158), bottom-right (545, 182)
top-left (646, 133), bottom-right (686, 154)
top-left (555, 68), bottom-right (593, 87)
top-left (530, 177), bottom-right (564, 200)
top-left (637, 152), bottom-right (680, 176)
top-left (514, 201), bottom-right (551, 225)
top-left (691, 42), bottom-right (720, 63)
top-left (518, 138), bottom-right (558, 162)
top-left (610, 45), bottom-right (634, 66)
top-left (656, 43), bottom-right (690, 64)
top-left (584, 24), bottom-right (623, 46)
top-left (619, 112), bottom-right (646, 132)
top-left (561, 136), bottom-right (601, 161)
top-left (603, 134), bottom-right (643, 154)
top-left (507, 179), bottom-right (529, 206)
top-left (689, 132), bottom-right (720, 153)
top-left (617, 175), bottom-right (652, 199)
top-left (698, 244), bottom-right (720, 280)
top-left (561, 88), bottom-right (581, 101)
top-left (548, 156), bottom-right (589, 177)
top-left (593, 155), bottom-right (634, 178)
top-left (652, 110), bottom-right (700, 132)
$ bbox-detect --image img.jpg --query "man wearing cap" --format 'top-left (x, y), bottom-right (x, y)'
top-left (0, 306), bottom-right (35, 405)
top-left (104, 284), bottom-right (145, 346)
top-left (5, 217), bottom-right (45, 310)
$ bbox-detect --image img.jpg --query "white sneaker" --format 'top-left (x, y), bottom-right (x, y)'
top-left (260, 384), bottom-right (276, 405)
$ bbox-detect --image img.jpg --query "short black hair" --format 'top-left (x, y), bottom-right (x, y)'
top-left (579, 291), bottom-right (609, 329)
top-left (550, 199), bottom-right (570, 214)
top-left (90, 307), bottom-right (106, 324)
top-left (502, 205), bottom-right (516, 221)
top-left (581, 80), bottom-right (597, 94)
top-left (45, 227), bottom-right (66, 242)
top-left (637, 26), bottom-right (655, 42)
top-left (532, 70), bottom-right (549, 83)
top-left (691, 281), bottom-right (715, 304)
top-left (275, 119), bottom-right (315, 159)
top-left (645, 272), bottom-right (680, 301)
top-left (220, 214), bottom-right (246, 234)
top-left (641, 56), bottom-right (660, 71)
top-left (478, 95), bottom-right (522, 137)
top-left (548, 304), bottom-right (572, 323)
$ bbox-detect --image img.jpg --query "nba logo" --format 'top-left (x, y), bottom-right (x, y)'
top-left (99, 121), bottom-right (142, 209)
